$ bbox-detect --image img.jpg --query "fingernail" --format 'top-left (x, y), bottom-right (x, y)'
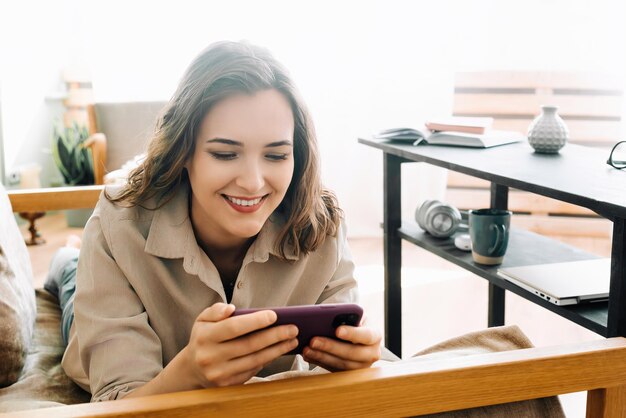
top-left (311, 339), bottom-right (321, 349)
top-left (289, 326), bottom-right (298, 337)
top-left (337, 327), bottom-right (347, 338)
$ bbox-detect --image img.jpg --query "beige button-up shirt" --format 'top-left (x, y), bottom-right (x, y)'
top-left (62, 185), bottom-right (358, 402)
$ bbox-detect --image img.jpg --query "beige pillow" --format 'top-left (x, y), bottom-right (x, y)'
top-left (410, 325), bottom-right (565, 418)
top-left (0, 183), bottom-right (36, 387)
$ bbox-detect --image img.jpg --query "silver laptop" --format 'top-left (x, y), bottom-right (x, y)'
top-left (497, 259), bottom-right (611, 306)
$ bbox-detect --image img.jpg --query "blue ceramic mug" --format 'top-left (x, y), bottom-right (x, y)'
top-left (469, 208), bottom-right (512, 265)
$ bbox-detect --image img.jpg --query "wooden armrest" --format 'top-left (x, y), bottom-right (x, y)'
top-left (5, 338), bottom-right (626, 417)
top-left (84, 133), bottom-right (107, 185)
top-left (8, 186), bottom-right (104, 213)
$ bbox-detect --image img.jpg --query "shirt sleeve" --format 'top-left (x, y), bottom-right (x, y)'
top-left (74, 211), bottom-right (163, 402)
top-left (316, 220), bottom-right (359, 305)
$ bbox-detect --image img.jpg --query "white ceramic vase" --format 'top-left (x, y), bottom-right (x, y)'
top-left (527, 105), bottom-right (569, 153)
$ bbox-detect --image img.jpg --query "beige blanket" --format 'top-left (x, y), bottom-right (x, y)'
top-left (408, 325), bottom-right (565, 417)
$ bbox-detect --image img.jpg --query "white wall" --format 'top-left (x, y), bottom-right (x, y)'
top-left (0, 0), bottom-right (90, 187)
top-left (1, 0), bottom-right (625, 236)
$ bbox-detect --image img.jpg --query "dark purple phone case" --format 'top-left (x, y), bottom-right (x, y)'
top-left (232, 303), bottom-right (363, 355)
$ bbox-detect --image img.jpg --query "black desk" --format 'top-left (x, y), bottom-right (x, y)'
top-left (358, 139), bottom-right (626, 356)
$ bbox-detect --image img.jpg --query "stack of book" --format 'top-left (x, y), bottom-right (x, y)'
top-left (374, 117), bottom-right (525, 149)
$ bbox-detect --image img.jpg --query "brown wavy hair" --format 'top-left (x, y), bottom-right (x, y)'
top-left (107, 41), bottom-right (342, 260)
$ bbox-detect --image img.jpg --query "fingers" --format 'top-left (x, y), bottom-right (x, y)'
top-left (227, 337), bottom-right (299, 376)
top-left (301, 326), bottom-right (382, 371)
top-left (190, 305), bottom-right (300, 388)
top-left (217, 324), bottom-right (299, 359)
top-left (201, 338), bottom-right (296, 386)
top-left (194, 305), bottom-right (297, 363)
top-left (303, 346), bottom-right (366, 371)
top-left (336, 325), bottom-right (382, 346)
top-left (214, 310), bottom-right (279, 341)
top-left (195, 303), bottom-right (236, 323)
top-left (196, 304), bottom-right (279, 342)
top-left (306, 336), bottom-right (381, 366)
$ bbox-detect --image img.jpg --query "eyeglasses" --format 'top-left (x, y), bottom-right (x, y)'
top-left (607, 141), bottom-right (626, 170)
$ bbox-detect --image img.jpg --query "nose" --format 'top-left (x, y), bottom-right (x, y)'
top-left (235, 159), bottom-right (265, 193)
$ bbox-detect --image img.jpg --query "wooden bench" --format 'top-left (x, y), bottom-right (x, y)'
top-left (4, 186), bottom-right (626, 417)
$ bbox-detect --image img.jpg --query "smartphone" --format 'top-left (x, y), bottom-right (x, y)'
top-left (232, 303), bottom-right (363, 355)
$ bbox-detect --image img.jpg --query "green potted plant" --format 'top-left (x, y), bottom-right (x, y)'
top-left (51, 122), bottom-right (95, 226)
top-left (52, 122), bottom-right (94, 185)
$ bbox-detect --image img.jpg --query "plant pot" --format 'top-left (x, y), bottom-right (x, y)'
top-left (65, 208), bottom-right (94, 228)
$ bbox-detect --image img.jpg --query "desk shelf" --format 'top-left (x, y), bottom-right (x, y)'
top-left (398, 221), bottom-right (608, 335)
top-left (360, 137), bottom-right (626, 355)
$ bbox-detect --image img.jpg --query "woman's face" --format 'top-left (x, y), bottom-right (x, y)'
top-left (186, 89), bottom-right (295, 248)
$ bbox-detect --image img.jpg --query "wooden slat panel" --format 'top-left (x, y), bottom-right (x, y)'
top-left (8, 186), bottom-right (103, 212)
top-left (456, 71), bottom-right (625, 91)
top-left (489, 119), bottom-right (623, 144)
top-left (491, 118), bottom-right (550, 134)
top-left (446, 188), bottom-right (597, 216)
top-left (512, 214), bottom-right (612, 238)
top-left (6, 338), bottom-right (626, 418)
top-left (442, 187), bottom-right (609, 236)
top-left (551, 236), bottom-right (612, 256)
top-left (447, 171), bottom-right (491, 188)
top-left (454, 93), bottom-right (623, 118)
top-left (450, 70), bottom-right (623, 238)
top-left (441, 118), bottom-right (621, 146)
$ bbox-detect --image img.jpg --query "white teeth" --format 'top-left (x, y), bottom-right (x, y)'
top-left (226, 195), bottom-right (263, 206)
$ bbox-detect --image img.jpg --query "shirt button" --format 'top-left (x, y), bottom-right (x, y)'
top-left (237, 281), bottom-right (244, 289)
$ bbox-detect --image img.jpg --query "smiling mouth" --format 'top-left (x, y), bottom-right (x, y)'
top-left (222, 194), bottom-right (268, 207)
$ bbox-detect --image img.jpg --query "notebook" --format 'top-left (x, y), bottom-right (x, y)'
top-left (497, 259), bottom-right (611, 306)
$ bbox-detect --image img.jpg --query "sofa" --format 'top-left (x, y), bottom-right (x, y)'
top-left (2, 170), bottom-right (626, 416)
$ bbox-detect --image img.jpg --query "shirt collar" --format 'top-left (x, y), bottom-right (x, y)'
top-left (248, 213), bottom-right (299, 263)
top-left (144, 184), bottom-right (299, 263)
top-left (144, 184), bottom-right (191, 259)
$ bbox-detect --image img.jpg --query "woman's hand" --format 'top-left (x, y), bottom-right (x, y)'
top-left (183, 303), bottom-right (299, 388)
top-left (302, 323), bottom-right (382, 371)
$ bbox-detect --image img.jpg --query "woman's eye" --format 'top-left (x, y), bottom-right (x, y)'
top-left (266, 153), bottom-right (289, 161)
top-left (209, 152), bottom-right (237, 160)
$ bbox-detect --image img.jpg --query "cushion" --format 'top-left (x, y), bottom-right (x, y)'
top-left (0, 289), bottom-right (90, 411)
top-left (94, 101), bottom-right (165, 171)
top-left (0, 183), bottom-right (37, 387)
top-left (410, 325), bottom-right (565, 418)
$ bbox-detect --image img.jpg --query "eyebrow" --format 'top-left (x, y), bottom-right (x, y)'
top-left (205, 138), bottom-right (293, 148)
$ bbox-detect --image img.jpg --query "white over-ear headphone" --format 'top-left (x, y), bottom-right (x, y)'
top-left (415, 200), bottom-right (467, 238)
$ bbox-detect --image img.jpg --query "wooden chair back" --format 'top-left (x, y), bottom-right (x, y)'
top-left (87, 101), bottom-right (167, 173)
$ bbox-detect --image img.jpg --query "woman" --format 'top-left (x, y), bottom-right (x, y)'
top-left (46, 41), bottom-right (381, 402)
